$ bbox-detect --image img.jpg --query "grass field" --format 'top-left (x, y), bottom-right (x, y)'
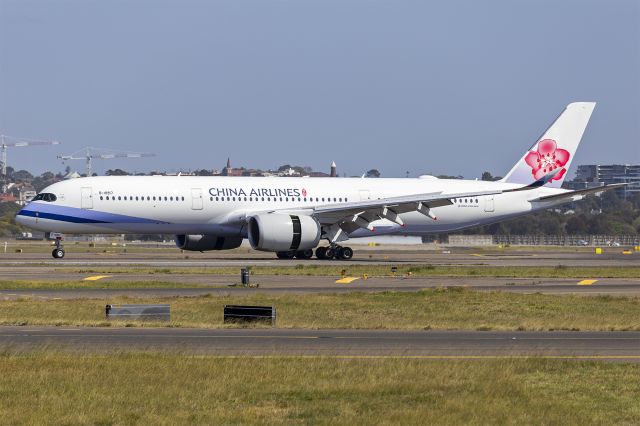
top-left (53, 264), bottom-right (640, 278)
top-left (0, 353), bottom-right (638, 425)
top-left (2, 288), bottom-right (639, 330)
top-left (0, 280), bottom-right (220, 290)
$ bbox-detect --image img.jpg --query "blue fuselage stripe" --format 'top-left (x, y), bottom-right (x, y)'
top-left (17, 210), bottom-right (109, 224)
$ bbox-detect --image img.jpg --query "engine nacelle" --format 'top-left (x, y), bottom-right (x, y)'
top-left (174, 234), bottom-right (243, 251)
top-left (248, 214), bottom-right (321, 252)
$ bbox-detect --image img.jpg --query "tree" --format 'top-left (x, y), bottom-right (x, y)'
top-left (565, 214), bottom-right (589, 234)
top-left (366, 169), bottom-right (381, 178)
top-left (481, 171), bottom-right (502, 181)
top-left (105, 169), bottom-right (129, 176)
top-left (12, 170), bottom-right (33, 180)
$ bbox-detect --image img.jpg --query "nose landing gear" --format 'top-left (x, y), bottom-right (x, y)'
top-left (51, 236), bottom-right (65, 259)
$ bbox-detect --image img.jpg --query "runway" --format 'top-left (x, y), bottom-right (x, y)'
top-left (1, 276), bottom-right (640, 299)
top-left (0, 246), bottom-right (637, 298)
top-left (1, 327), bottom-right (639, 359)
top-left (0, 247), bottom-right (637, 267)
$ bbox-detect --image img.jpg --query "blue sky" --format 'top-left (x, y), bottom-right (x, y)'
top-left (1, 0), bottom-right (638, 177)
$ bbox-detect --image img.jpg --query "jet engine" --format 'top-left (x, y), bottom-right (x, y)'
top-left (248, 214), bottom-right (321, 252)
top-left (174, 234), bottom-right (243, 251)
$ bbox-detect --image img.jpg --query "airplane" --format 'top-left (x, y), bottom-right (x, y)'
top-left (16, 102), bottom-right (624, 260)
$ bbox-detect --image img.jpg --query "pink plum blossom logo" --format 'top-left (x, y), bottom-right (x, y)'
top-left (524, 139), bottom-right (570, 182)
top-left (301, 188), bottom-right (307, 197)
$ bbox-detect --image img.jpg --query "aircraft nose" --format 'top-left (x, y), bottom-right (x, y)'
top-left (15, 204), bottom-right (36, 226)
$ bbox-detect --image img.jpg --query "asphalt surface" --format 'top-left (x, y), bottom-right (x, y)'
top-left (1, 327), bottom-right (639, 359)
top-left (1, 276), bottom-right (640, 299)
top-left (0, 246), bottom-right (638, 267)
top-left (0, 246), bottom-right (638, 297)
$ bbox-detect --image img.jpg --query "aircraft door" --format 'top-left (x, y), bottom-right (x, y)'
top-left (191, 188), bottom-right (203, 210)
top-left (81, 187), bottom-right (93, 209)
top-left (359, 190), bottom-right (371, 201)
top-left (484, 195), bottom-right (495, 212)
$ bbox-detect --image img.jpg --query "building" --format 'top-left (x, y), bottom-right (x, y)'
top-left (18, 188), bottom-right (36, 205)
top-left (220, 158), bottom-right (243, 177)
top-left (0, 193), bottom-right (17, 203)
top-left (566, 164), bottom-right (640, 199)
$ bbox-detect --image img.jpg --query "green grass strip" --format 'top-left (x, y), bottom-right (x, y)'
top-left (2, 289), bottom-right (639, 331)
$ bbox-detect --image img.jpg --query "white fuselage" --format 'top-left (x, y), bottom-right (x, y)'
top-left (17, 175), bottom-right (566, 239)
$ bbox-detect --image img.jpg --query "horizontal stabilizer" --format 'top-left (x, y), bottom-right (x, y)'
top-left (529, 183), bottom-right (626, 203)
top-left (504, 168), bottom-right (563, 192)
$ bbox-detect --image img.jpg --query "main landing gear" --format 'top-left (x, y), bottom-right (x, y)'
top-left (276, 249), bottom-right (313, 260)
top-left (316, 245), bottom-right (353, 260)
top-left (275, 245), bottom-right (353, 260)
top-left (51, 236), bottom-right (65, 259)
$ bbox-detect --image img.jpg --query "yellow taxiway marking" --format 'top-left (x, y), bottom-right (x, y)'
top-left (471, 253), bottom-right (485, 257)
top-left (83, 275), bottom-right (112, 281)
top-left (335, 277), bottom-right (360, 284)
top-left (578, 279), bottom-right (598, 286)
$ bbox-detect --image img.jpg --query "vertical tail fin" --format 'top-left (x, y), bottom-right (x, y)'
top-left (502, 102), bottom-right (596, 188)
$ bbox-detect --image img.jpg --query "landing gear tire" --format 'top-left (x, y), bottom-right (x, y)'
top-left (337, 246), bottom-right (353, 260)
top-left (295, 249), bottom-right (314, 259)
top-left (315, 246), bottom-right (327, 259)
top-left (276, 251), bottom-right (295, 259)
top-left (52, 248), bottom-right (65, 259)
top-left (324, 247), bottom-right (336, 260)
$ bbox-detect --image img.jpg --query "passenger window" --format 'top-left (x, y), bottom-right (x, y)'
top-left (100, 196), bottom-right (103, 200)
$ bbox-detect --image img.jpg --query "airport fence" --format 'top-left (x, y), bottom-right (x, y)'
top-left (491, 234), bottom-right (639, 246)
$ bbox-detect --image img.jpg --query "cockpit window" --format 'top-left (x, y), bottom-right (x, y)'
top-left (32, 193), bottom-right (57, 202)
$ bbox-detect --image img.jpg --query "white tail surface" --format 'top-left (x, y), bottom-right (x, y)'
top-left (502, 102), bottom-right (596, 188)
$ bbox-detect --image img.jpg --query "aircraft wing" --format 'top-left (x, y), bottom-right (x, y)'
top-left (227, 170), bottom-right (561, 243)
top-left (528, 183), bottom-right (626, 203)
top-left (309, 170), bottom-right (565, 236)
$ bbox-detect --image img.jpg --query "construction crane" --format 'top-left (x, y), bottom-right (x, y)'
top-left (0, 134), bottom-right (61, 176)
top-left (57, 147), bottom-right (156, 176)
